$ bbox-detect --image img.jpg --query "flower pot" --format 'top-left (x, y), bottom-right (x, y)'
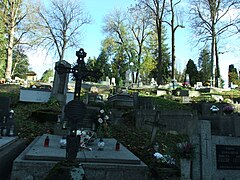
top-left (180, 158), bottom-right (191, 180)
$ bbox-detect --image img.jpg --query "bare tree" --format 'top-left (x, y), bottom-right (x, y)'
top-left (0, 0), bottom-right (27, 80)
top-left (29, 0), bottom-right (91, 62)
top-left (189, 0), bottom-right (240, 87)
top-left (164, 0), bottom-right (184, 87)
top-left (103, 9), bottom-right (136, 85)
top-left (127, 4), bottom-right (152, 83)
top-left (139, 0), bottom-right (167, 85)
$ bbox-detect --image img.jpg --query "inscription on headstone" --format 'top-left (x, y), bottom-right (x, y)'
top-left (216, 145), bottom-right (240, 170)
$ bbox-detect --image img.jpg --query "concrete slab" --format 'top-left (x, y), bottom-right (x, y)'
top-left (0, 138), bottom-right (27, 180)
top-left (0, 136), bottom-right (18, 150)
top-left (24, 134), bottom-right (140, 164)
top-left (11, 134), bottom-right (149, 180)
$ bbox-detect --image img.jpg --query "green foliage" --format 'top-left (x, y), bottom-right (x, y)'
top-left (85, 50), bottom-right (111, 82)
top-left (46, 96), bottom-right (61, 111)
top-left (0, 84), bottom-right (20, 106)
top-left (0, 16), bottom-right (7, 78)
top-left (12, 47), bottom-right (30, 79)
top-left (112, 124), bottom-right (188, 178)
top-left (41, 69), bottom-right (53, 83)
top-left (140, 51), bottom-right (157, 82)
top-left (152, 96), bottom-right (190, 110)
top-left (185, 59), bottom-right (199, 86)
top-left (228, 64), bottom-right (240, 87)
top-left (14, 102), bottom-right (54, 141)
top-left (147, 27), bottom-right (171, 84)
top-left (198, 47), bottom-right (211, 83)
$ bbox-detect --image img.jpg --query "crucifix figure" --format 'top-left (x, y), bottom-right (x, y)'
top-left (55, 48), bottom-right (100, 161)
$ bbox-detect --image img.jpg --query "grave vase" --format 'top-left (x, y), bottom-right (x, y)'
top-left (180, 158), bottom-right (191, 180)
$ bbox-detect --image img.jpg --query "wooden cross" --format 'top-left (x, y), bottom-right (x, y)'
top-left (145, 111), bottom-right (166, 143)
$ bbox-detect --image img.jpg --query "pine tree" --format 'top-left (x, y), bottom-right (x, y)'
top-left (198, 47), bottom-right (211, 84)
top-left (186, 59), bottom-right (198, 86)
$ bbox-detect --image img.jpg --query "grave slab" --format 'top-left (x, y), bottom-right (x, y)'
top-left (11, 134), bottom-right (149, 180)
top-left (24, 134), bottom-right (140, 164)
top-left (0, 137), bottom-right (27, 180)
top-left (0, 136), bottom-right (18, 150)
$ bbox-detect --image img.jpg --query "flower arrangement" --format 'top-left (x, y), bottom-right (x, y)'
top-left (210, 105), bottom-right (219, 113)
top-left (96, 109), bottom-right (112, 138)
top-left (153, 152), bottom-right (176, 166)
top-left (175, 141), bottom-right (194, 159)
top-left (222, 105), bottom-right (234, 114)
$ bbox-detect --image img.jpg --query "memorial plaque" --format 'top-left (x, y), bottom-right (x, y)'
top-left (216, 145), bottom-right (240, 170)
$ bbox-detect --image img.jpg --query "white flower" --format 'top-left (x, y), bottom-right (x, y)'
top-left (154, 152), bottom-right (163, 159)
top-left (76, 130), bottom-right (81, 135)
top-left (104, 115), bottom-right (109, 120)
top-left (98, 118), bottom-right (103, 123)
top-left (100, 109), bottom-right (104, 114)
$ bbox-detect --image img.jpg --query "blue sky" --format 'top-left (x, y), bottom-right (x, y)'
top-left (28, 0), bottom-right (239, 86)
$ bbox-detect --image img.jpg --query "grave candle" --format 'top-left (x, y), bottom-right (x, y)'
top-left (44, 136), bottom-right (50, 147)
top-left (115, 141), bottom-right (120, 151)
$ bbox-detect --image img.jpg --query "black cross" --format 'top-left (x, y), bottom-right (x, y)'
top-left (55, 48), bottom-right (101, 161)
top-left (55, 48), bottom-right (100, 101)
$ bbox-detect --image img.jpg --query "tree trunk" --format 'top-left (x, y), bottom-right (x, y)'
top-left (211, 22), bottom-right (216, 87)
top-left (5, 27), bottom-right (15, 80)
top-left (156, 20), bottom-right (163, 85)
top-left (214, 37), bottom-right (220, 87)
top-left (171, 10), bottom-right (176, 88)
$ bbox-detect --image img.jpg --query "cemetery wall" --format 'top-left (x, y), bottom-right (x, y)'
top-left (135, 110), bottom-right (198, 135)
top-left (211, 135), bottom-right (240, 180)
top-left (190, 103), bottom-right (240, 136)
top-left (192, 120), bottom-right (240, 180)
top-left (19, 88), bottom-right (74, 103)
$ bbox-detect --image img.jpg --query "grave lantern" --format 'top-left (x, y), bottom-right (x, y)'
top-left (98, 138), bottom-right (105, 150)
top-left (153, 142), bottom-right (159, 152)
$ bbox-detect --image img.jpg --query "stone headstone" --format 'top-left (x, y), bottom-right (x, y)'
top-left (182, 96), bottom-right (190, 103)
top-left (111, 78), bottom-right (116, 86)
top-left (51, 60), bottom-right (71, 106)
top-left (150, 78), bottom-right (157, 86)
top-left (157, 89), bottom-right (167, 96)
top-left (200, 120), bottom-right (213, 179)
top-left (0, 96), bottom-right (10, 122)
top-left (106, 76), bottom-right (110, 84)
top-left (180, 90), bottom-right (189, 96)
top-left (196, 82), bottom-right (203, 89)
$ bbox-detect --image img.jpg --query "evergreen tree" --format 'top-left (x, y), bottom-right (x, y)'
top-left (147, 27), bottom-right (171, 84)
top-left (186, 59), bottom-right (199, 86)
top-left (228, 64), bottom-right (240, 87)
top-left (96, 50), bottom-right (111, 81)
top-left (41, 69), bottom-right (53, 83)
top-left (85, 50), bottom-right (112, 83)
top-left (12, 47), bottom-right (29, 79)
top-left (198, 47), bottom-right (211, 84)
